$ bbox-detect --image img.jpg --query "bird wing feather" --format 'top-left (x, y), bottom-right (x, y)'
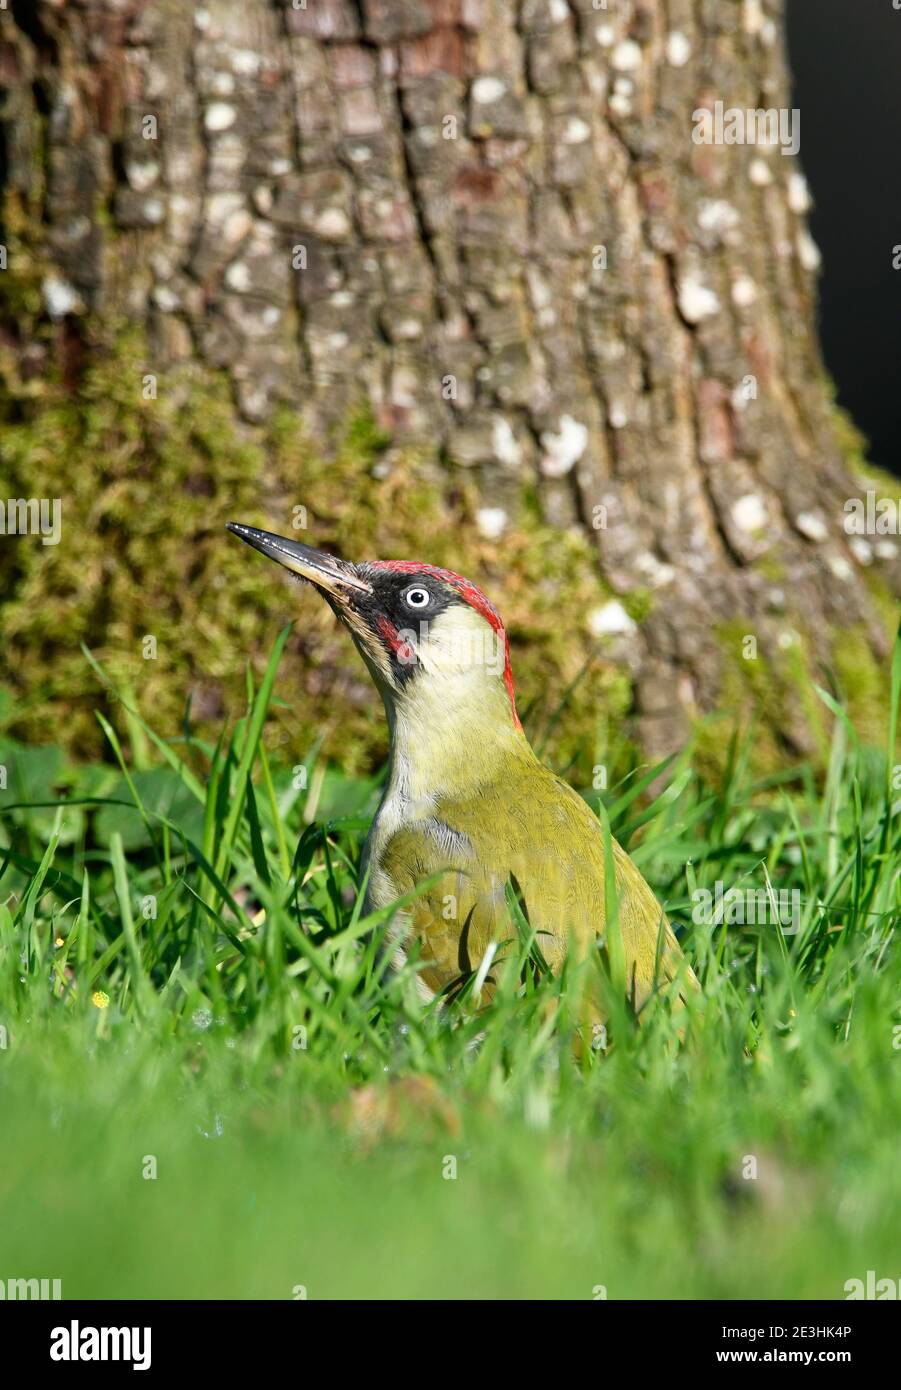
top-left (374, 762), bottom-right (696, 1011)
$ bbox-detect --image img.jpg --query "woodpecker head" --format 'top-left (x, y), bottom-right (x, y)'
top-left (227, 524), bottom-right (521, 732)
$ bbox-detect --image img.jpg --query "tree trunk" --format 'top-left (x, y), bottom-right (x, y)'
top-left (1, 0), bottom-right (896, 762)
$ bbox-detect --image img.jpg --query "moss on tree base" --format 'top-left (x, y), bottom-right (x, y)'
top-left (0, 328), bottom-right (641, 786)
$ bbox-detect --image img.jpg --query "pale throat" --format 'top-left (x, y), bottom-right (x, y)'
top-left (382, 607), bottom-right (527, 803)
top-left (386, 675), bottom-right (525, 804)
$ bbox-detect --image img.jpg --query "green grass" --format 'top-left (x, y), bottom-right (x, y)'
top-left (1, 629), bottom-right (900, 1299)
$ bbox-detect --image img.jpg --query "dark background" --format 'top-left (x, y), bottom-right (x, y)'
top-left (786, 0), bottom-right (901, 475)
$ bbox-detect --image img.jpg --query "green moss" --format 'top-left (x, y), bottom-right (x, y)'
top-left (830, 628), bottom-right (892, 749)
top-left (623, 588), bottom-right (653, 624)
top-left (699, 603), bottom-right (900, 781)
top-left (693, 622), bottom-right (774, 778)
top-left (0, 308), bottom-right (633, 783)
top-left (0, 330), bottom-right (283, 751)
top-left (697, 620), bottom-right (834, 778)
top-left (828, 397), bottom-right (870, 475)
top-left (860, 568), bottom-right (901, 643)
top-left (753, 552), bottom-right (786, 585)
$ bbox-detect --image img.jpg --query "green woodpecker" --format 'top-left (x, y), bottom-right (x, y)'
top-left (228, 523), bottom-right (697, 1022)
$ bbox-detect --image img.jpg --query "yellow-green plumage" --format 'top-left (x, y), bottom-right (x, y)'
top-left (366, 695), bottom-right (694, 1015)
top-left (225, 523), bottom-right (698, 1025)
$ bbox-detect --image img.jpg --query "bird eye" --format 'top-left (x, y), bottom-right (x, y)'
top-left (403, 586), bottom-right (431, 610)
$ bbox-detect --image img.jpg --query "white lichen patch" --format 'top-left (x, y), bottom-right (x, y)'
top-left (678, 277), bottom-right (721, 322)
top-left (608, 403), bottom-right (629, 429)
top-left (526, 264), bottom-right (552, 312)
top-left (562, 116), bottom-right (591, 144)
top-left (849, 537), bottom-right (873, 565)
top-left (492, 416), bottom-right (521, 468)
top-left (43, 275), bottom-right (82, 319)
top-left (472, 76), bottom-right (507, 104)
top-left (698, 199), bottom-right (740, 236)
top-left (225, 262), bottom-right (254, 293)
top-left (797, 230), bottom-right (822, 272)
top-left (539, 416), bottom-right (588, 476)
top-left (787, 172), bottom-right (811, 213)
top-left (666, 31), bottom-right (691, 67)
top-left (594, 24), bottom-right (616, 48)
top-left (588, 601), bottom-right (637, 637)
top-left (125, 159), bottom-right (159, 192)
top-left (749, 158), bottom-right (773, 186)
top-left (732, 493), bottom-right (767, 533)
top-left (240, 385), bottom-right (268, 419)
top-left (608, 93), bottom-right (632, 118)
top-left (475, 507), bottom-right (508, 540)
top-left (635, 551), bottom-right (676, 588)
top-left (207, 192), bottom-right (244, 224)
top-left (223, 209), bottom-right (252, 244)
top-left (731, 275), bottom-right (757, 308)
top-left (152, 284), bottom-right (180, 313)
top-left (795, 511), bottom-right (828, 542)
top-left (204, 102), bottom-right (236, 133)
top-left (231, 49), bottom-right (261, 76)
top-left (611, 40), bottom-right (642, 72)
top-left (828, 554), bottom-right (853, 582)
top-left (315, 207), bottom-right (351, 239)
top-left (587, 68), bottom-right (608, 99)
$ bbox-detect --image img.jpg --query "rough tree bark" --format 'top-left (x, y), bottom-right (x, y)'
top-left (1, 0), bottom-right (896, 759)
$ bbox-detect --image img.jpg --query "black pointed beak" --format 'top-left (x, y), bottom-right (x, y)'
top-left (226, 524), bottom-right (371, 599)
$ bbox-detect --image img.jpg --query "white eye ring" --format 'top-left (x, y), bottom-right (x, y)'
top-left (404, 587), bottom-right (431, 609)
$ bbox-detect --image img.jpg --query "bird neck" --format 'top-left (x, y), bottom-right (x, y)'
top-left (383, 669), bottom-right (532, 806)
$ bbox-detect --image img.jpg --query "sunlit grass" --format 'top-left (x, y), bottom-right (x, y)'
top-left (0, 628), bottom-right (899, 1298)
